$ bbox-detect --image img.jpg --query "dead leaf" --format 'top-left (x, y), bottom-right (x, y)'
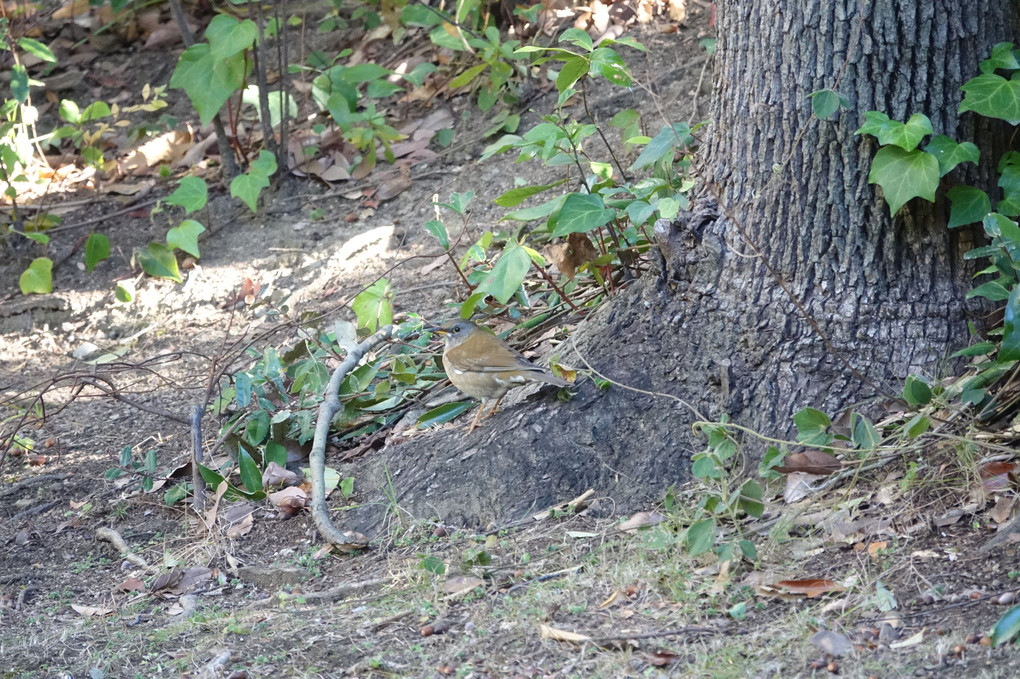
top-left (618, 511), bottom-right (666, 533)
top-left (783, 472), bottom-right (827, 503)
top-left (646, 650), bottom-right (679, 667)
top-left (598, 590), bottom-right (622, 609)
top-left (774, 450), bottom-right (841, 476)
top-left (262, 461), bottom-right (298, 489)
top-left (268, 486), bottom-right (307, 517)
top-left (168, 566), bottom-right (212, 595)
top-left (889, 629), bottom-right (925, 649)
top-left (810, 630), bottom-right (852, 657)
top-left (544, 233), bottom-right (600, 280)
top-left (764, 579), bottom-right (847, 598)
top-left (867, 541), bottom-right (888, 558)
top-left (117, 577), bottom-right (147, 593)
top-left (71, 603), bottom-right (115, 617)
top-left (991, 496), bottom-right (1016, 524)
top-left (225, 511), bottom-right (254, 538)
top-left (443, 576), bottom-right (484, 596)
top-left (539, 623), bottom-right (592, 643)
top-left (934, 509), bottom-right (963, 527)
top-left (150, 568), bottom-right (184, 593)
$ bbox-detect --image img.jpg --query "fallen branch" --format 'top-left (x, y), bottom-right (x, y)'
top-left (309, 325), bottom-right (395, 546)
top-left (96, 526), bottom-right (151, 570)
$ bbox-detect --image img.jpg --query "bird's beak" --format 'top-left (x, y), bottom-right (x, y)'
top-left (426, 325), bottom-right (448, 335)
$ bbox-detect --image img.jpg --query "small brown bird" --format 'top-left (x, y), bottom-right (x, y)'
top-left (429, 319), bottom-right (571, 432)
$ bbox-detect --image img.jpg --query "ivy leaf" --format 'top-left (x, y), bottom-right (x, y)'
top-left (352, 278), bottom-right (394, 332)
top-left (170, 45), bottom-right (247, 125)
top-left (165, 176), bottom-right (208, 213)
top-left (991, 604), bottom-right (1020, 647)
top-left (868, 146), bottom-right (939, 215)
top-left (810, 89), bottom-right (841, 119)
top-left (924, 135), bottom-right (980, 176)
top-left (205, 15), bottom-right (257, 60)
top-left (423, 219), bottom-right (450, 249)
top-left (494, 178), bottom-right (568, 207)
top-left (851, 413), bottom-right (881, 450)
top-left (476, 244), bottom-right (532, 304)
top-left (981, 42), bottom-right (1020, 74)
top-left (738, 480), bottom-right (764, 518)
top-left (880, 113), bottom-right (933, 151)
top-left (998, 160), bottom-right (1020, 217)
top-left (85, 233), bottom-right (110, 272)
top-left (630, 123), bottom-right (692, 171)
top-left (959, 73), bottom-right (1020, 124)
top-left (137, 243), bottom-right (182, 282)
top-left (19, 257), bottom-right (53, 294)
top-left (855, 110), bottom-right (895, 138)
top-left (947, 186), bottom-right (991, 227)
top-left (166, 219), bottom-right (206, 258)
top-left (550, 193), bottom-right (615, 238)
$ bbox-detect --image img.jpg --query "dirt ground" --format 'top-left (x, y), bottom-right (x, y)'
top-left (3, 4), bottom-right (1020, 678)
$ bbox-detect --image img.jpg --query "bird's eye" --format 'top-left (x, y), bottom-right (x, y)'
top-left (452, 324), bottom-right (462, 333)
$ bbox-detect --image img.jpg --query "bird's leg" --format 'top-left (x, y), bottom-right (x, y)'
top-left (466, 403), bottom-right (487, 434)
top-left (483, 394), bottom-right (505, 420)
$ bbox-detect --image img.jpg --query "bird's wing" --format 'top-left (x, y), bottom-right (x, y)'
top-left (447, 340), bottom-right (536, 372)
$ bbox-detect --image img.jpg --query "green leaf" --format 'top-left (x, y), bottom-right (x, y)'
top-left (738, 480), bottom-right (764, 518)
top-left (164, 484), bottom-right (189, 506)
top-left (85, 233), bottom-right (110, 273)
top-left (448, 62), bottom-right (487, 89)
top-left (886, 113), bottom-right (933, 151)
top-left (476, 244), bottom-right (532, 304)
top-left (264, 441), bottom-right (287, 468)
top-left (924, 135), bottom-right (980, 176)
top-left (947, 186), bottom-right (991, 227)
top-left (503, 194), bottom-right (567, 222)
top-left (238, 448), bottom-right (263, 493)
top-left (420, 554), bottom-right (446, 576)
top-left (968, 280), bottom-right (1012, 301)
top-left (855, 110), bottom-right (894, 138)
top-left (903, 375), bottom-right (933, 407)
top-left (19, 257), bottom-right (53, 294)
top-left (851, 413), bottom-right (881, 450)
top-left (145, 449), bottom-right (158, 474)
top-left (205, 15), bottom-right (257, 60)
top-left (494, 178), bottom-right (567, 207)
top-left (17, 37), bottom-right (57, 63)
top-left (120, 446), bottom-right (133, 467)
top-left (999, 159), bottom-right (1020, 217)
top-left (165, 176), bottom-right (208, 213)
top-left (793, 407), bottom-right (832, 446)
top-left (170, 44), bottom-right (248, 125)
top-left (685, 517), bottom-right (716, 557)
top-left (352, 278), bottom-right (394, 332)
top-left (556, 55), bottom-right (589, 92)
top-left (559, 27), bottom-right (593, 51)
top-left (115, 285), bottom-right (132, 303)
top-left (80, 101), bottom-right (112, 122)
top-left (166, 219), bottom-right (206, 258)
top-left (991, 604), bottom-right (1020, 647)
top-left (951, 341), bottom-right (996, 358)
top-left (10, 64), bottom-right (28, 103)
top-left (339, 476), bottom-right (354, 498)
top-left (59, 99), bottom-right (81, 124)
top-left (810, 89), bottom-right (841, 119)
top-left (550, 193), bottom-right (615, 238)
top-left (904, 413), bottom-right (931, 438)
top-left (959, 73), bottom-right (1020, 124)
top-left (981, 42), bottom-right (1020, 74)
top-left (868, 146), bottom-right (940, 215)
top-left (231, 167), bottom-right (271, 212)
top-left (738, 539), bottom-right (757, 560)
top-left (416, 402), bottom-right (473, 428)
top-left (589, 47), bottom-right (631, 86)
top-left (423, 219), bottom-right (450, 249)
top-left (137, 243), bottom-right (182, 282)
top-left (245, 411), bottom-right (270, 445)
top-left (1001, 285), bottom-right (1020, 361)
top-left (630, 123), bottom-right (691, 171)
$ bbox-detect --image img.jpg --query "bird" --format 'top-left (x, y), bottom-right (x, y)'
top-left (428, 319), bottom-right (572, 433)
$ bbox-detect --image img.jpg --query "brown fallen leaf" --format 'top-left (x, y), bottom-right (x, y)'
top-left (774, 450), bottom-right (841, 475)
top-left (618, 511), bottom-right (666, 533)
top-left (544, 232), bottom-right (600, 280)
top-left (763, 579), bottom-right (847, 598)
top-left (117, 577), bottom-right (147, 593)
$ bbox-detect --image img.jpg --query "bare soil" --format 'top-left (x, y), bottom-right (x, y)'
top-left (2, 5), bottom-right (1020, 679)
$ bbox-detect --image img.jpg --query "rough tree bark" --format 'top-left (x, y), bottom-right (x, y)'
top-left (345, 0), bottom-right (1018, 530)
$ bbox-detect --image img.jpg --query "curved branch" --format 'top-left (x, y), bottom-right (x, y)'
top-left (309, 325), bottom-right (395, 546)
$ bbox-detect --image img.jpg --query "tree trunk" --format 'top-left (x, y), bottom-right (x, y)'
top-left (344, 0), bottom-right (1018, 530)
